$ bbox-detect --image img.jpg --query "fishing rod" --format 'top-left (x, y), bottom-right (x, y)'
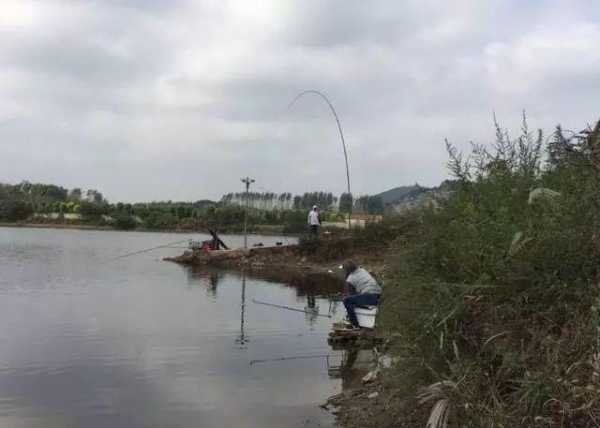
top-left (252, 299), bottom-right (332, 318)
top-left (105, 238), bottom-right (192, 263)
top-left (250, 353), bottom-right (332, 365)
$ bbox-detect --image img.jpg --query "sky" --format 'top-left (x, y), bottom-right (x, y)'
top-left (1, 0), bottom-right (599, 202)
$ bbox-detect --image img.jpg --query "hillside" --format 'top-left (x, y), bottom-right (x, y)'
top-left (376, 181), bottom-right (457, 213)
top-left (376, 184), bottom-right (425, 205)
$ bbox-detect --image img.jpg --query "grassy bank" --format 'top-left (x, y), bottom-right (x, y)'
top-left (347, 118), bottom-right (600, 427)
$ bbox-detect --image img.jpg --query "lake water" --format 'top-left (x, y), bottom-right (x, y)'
top-left (0, 227), bottom-right (353, 428)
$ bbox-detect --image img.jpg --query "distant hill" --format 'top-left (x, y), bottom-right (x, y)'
top-left (376, 184), bottom-right (428, 205)
top-left (376, 181), bottom-right (458, 213)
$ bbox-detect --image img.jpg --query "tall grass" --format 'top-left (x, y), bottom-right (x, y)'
top-left (380, 116), bottom-right (600, 426)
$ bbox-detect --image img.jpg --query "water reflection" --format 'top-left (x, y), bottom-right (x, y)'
top-left (185, 266), bottom-right (223, 299)
top-left (182, 256), bottom-right (378, 418)
top-left (304, 293), bottom-right (319, 326)
top-left (208, 271), bottom-right (220, 297)
top-left (186, 266), bottom-right (376, 395)
top-left (0, 228), bottom-right (339, 428)
top-left (235, 272), bottom-right (249, 348)
top-left (186, 265), bottom-right (345, 324)
top-left (327, 349), bottom-right (374, 391)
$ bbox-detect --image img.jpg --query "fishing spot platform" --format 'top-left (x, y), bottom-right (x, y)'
top-left (164, 237), bottom-right (334, 279)
top-left (328, 322), bottom-right (385, 349)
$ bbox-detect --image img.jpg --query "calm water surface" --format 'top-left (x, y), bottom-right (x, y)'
top-left (0, 227), bottom-right (349, 428)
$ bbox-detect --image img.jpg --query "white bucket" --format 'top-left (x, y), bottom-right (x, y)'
top-left (355, 306), bottom-right (378, 329)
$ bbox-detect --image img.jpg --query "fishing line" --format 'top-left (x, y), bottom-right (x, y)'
top-left (249, 353), bottom-right (332, 366)
top-left (104, 238), bottom-right (192, 263)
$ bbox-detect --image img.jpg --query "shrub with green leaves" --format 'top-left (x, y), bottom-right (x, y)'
top-left (113, 214), bottom-right (137, 230)
top-left (381, 116), bottom-right (600, 426)
top-left (297, 215), bottom-right (415, 261)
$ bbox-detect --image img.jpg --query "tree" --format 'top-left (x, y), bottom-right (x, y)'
top-left (86, 189), bottom-right (105, 204)
top-left (367, 196), bottom-right (384, 214)
top-left (65, 201), bottom-right (76, 213)
top-left (79, 201), bottom-right (106, 218)
top-left (114, 214), bottom-right (137, 230)
top-left (293, 195), bottom-right (302, 210)
top-left (0, 200), bottom-right (33, 221)
top-left (69, 188), bottom-right (82, 201)
top-left (354, 195), bottom-right (369, 213)
top-left (176, 206), bottom-right (189, 218)
top-left (33, 184), bottom-right (68, 202)
top-left (339, 192), bottom-right (353, 214)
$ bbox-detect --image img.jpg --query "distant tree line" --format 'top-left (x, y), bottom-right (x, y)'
top-left (220, 190), bottom-right (384, 215)
top-left (0, 181), bottom-right (384, 232)
top-left (0, 182), bottom-right (107, 221)
top-left (292, 192), bottom-right (336, 210)
top-left (353, 194), bottom-right (384, 214)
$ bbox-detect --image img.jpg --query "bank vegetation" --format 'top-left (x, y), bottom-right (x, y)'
top-left (372, 116), bottom-right (600, 427)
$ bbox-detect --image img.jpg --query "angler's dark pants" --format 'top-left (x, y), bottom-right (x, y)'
top-left (343, 293), bottom-right (380, 327)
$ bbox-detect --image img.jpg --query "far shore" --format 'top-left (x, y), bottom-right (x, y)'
top-left (0, 222), bottom-right (295, 237)
top-left (0, 222), bottom-right (115, 232)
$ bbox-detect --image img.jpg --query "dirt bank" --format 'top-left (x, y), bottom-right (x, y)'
top-left (164, 244), bottom-right (339, 275)
top-left (164, 238), bottom-right (387, 280)
top-left (320, 342), bottom-right (425, 428)
top-left (326, 376), bottom-right (423, 427)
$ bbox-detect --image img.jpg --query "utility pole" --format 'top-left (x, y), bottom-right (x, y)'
top-left (241, 177), bottom-right (255, 249)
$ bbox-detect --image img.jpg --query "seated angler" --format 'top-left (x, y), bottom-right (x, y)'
top-left (341, 260), bottom-right (382, 329)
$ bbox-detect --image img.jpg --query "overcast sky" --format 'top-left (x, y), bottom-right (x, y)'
top-left (1, 1), bottom-right (599, 202)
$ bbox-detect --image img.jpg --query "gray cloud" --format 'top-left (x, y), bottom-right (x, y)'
top-left (1, 0), bottom-right (599, 201)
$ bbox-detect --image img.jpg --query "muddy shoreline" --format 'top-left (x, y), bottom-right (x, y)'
top-left (164, 244), bottom-right (342, 278)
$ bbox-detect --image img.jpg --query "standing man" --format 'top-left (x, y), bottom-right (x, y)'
top-left (307, 205), bottom-right (321, 235)
top-left (342, 261), bottom-right (382, 328)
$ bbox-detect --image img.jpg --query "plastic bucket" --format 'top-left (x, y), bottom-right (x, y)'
top-left (355, 306), bottom-right (378, 329)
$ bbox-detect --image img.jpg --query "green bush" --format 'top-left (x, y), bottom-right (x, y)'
top-left (79, 200), bottom-right (108, 219)
top-left (113, 214), bottom-right (137, 230)
top-left (281, 210), bottom-right (308, 234)
top-left (296, 214), bottom-right (414, 261)
top-left (381, 117), bottom-right (600, 426)
top-left (144, 211), bottom-right (177, 229)
top-left (0, 199), bottom-right (33, 221)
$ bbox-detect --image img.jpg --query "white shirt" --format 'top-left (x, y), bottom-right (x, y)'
top-left (308, 210), bottom-right (320, 226)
